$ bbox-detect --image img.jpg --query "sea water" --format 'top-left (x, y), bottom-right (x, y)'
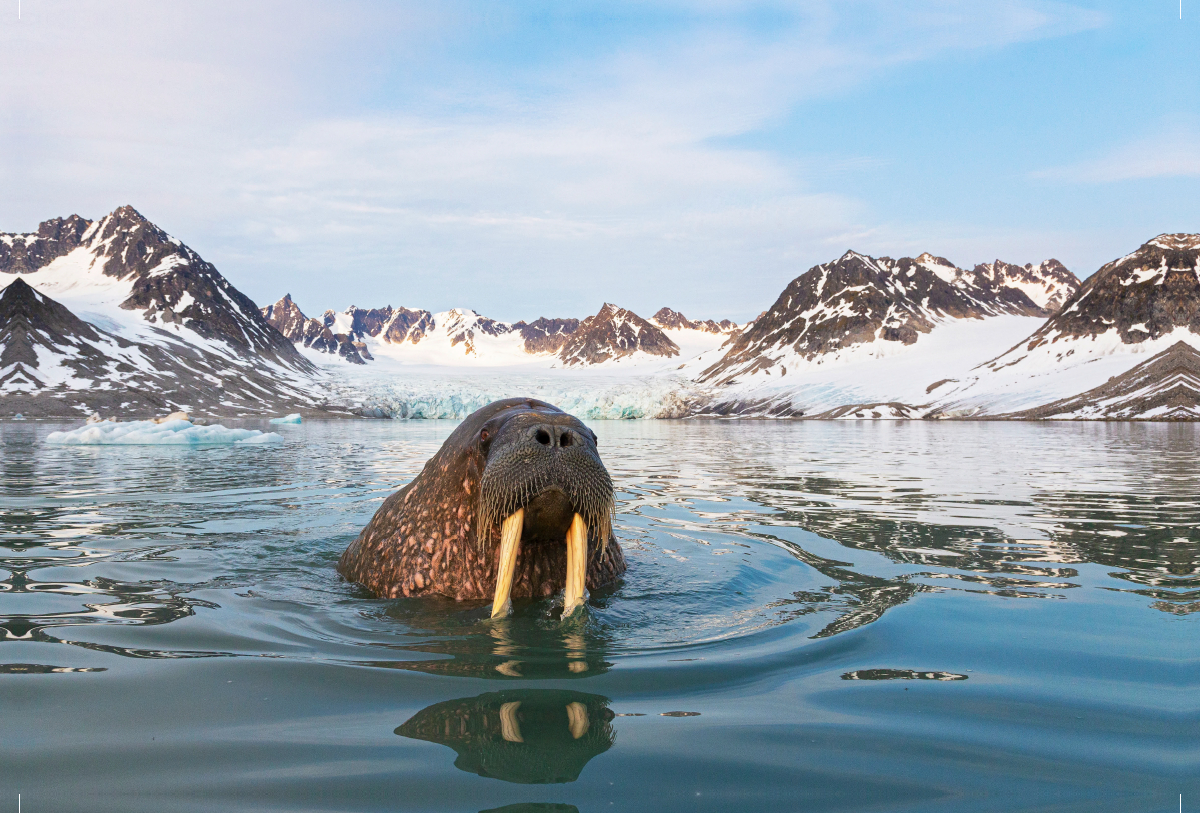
top-left (0, 420), bottom-right (1196, 812)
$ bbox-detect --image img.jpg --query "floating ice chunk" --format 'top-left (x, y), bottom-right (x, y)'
top-left (46, 419), bottom-right (283, 445)
top-left (269, 413), bottom-right (303, 424)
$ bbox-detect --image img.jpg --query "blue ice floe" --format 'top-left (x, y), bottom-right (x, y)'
top-left (46, 419), bottom-right (283, 446)
top-left (269, 413), bottom-right (303, 425)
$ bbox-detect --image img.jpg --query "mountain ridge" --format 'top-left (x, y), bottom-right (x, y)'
top-left (700, 249), bottom-right (1079, 387)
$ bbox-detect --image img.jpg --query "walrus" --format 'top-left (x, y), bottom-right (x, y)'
top-left (338, 398), bottom-right (626, 617)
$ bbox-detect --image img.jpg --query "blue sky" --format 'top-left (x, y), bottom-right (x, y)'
top-left (1, 1), bottom-right (1196, 322)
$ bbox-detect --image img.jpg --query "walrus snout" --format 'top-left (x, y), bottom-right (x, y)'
top-left (476, 412), bottom-right (614, 552)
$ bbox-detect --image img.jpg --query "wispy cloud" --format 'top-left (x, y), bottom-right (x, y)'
top-left (1, 0), bottom-right (1108, 320)
top-left (1035, 125), bottom-right (1200, 183)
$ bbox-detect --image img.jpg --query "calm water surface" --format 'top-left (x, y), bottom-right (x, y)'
top-left (1, 420), bottom-right (1197, 812)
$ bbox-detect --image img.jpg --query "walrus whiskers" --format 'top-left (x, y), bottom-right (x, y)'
top-left (477, 457), bottom-right (614, 555)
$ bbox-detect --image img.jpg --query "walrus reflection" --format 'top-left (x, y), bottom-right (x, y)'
top-left (373, 600), bottom-right (612, 679)
top-left (480, 805), bottom-right (579, 813)
top-left (396, 690), bottom-right (615, 784)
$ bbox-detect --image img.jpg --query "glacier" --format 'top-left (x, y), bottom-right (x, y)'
top-left (323, 370), bottom-right (711, 420)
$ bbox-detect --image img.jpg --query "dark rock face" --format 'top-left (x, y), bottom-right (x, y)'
top-left (343, 305), bottom-right (394, 337)
top-left (651, 307), bottom-right (737, 334)
top-left (557, 303), bottom-right (679, 366)
top-left (381, 307), bottom-right (435, 344)
top-left (701, 250), bottom-right (1066, 384)
top-left (513, 317), bottom-right (581, 354)
top-left (261, 294), bottom-right (366, 364)
top-left (1024, 234), bottom-right (1200, 350)
top-left (0, 280), bottom-right (324, 418)
top-left (260, 293), bottom-right (310, 339)
top-left (0, 215), bottom-right (91, 274)
top-left (0, 278), bottom-right (102, 374)
top-left (1003, 341), bottom-right (1200, 420)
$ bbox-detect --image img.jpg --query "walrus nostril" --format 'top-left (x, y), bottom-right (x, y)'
top-left (535, 429), bottom-right (551, 446)
top-left (560, 431), bottom-right (574, 447)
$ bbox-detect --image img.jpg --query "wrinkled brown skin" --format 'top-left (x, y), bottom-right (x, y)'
top-left (338, 398), bottom-right (626, 601)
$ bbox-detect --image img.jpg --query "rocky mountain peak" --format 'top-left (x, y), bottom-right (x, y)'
top-left (699, 248), bottom-right (1054, 385)
top-left (1, 277), bottom-right (103, 374)
top-left (262, 294), bottom-right (309, 339)
top-left (651, 307), bottom-right (737, 334)
top-left (1147, 233), bottom-right (1200, 252)
top-left (557, 303), bottom-right (679, 366)
top-left (1, 206), bottom-right (312, 371)
top-left (88, 205), bottom-right (187, 282)
top-left (1023, 234), bottom-right (1200, 349)
top-left (261, 295), bottom-right (366, 364)
top-left (0, 277), bottom-right (125, 397)
top-left (512, 317), bottom-right (581, 354)
top-left (0, 214), bottom-right (93, 274)
top-left (971, 258), bottom-right (1079, 312)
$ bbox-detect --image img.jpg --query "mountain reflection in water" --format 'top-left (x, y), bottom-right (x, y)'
top-left (396, 690), bottom-right (615, 783)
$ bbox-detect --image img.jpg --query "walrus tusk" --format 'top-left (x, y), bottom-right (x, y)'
top-left (491, 508), bottom-right (524, 619)
top-left (499, 701), bottom-right (524, 742)
top-left (566, 701), bottom-right (589, 739)
top-left (562, 513), bottom-right (588, 619)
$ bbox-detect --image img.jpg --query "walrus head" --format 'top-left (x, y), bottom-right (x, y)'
top-left (338, 398), bottom-right (626, 615)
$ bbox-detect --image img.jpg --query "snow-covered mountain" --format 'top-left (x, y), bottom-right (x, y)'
top-left (932, 234), bottom-right (1200, 419)
top-left (693, 249), bottom-right (1077, 416)
top-left (262, 294), bottom-right (370, 363)
top-left (970, 259), bottom-right (1079, 312)
top-left (269, 297), bottom-right (732, 370)
top-left (7, 207), bottom-right (1195, 422)
top-left (557, 303), bottom-right (679, 366)
top-left (651, 307), bottom-right (738, 334)
top-left (0, 207), bottom-right (325, 418)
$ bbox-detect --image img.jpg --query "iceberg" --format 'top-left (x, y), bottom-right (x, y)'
top-left (45, 419), bottom-right (283, 446)
top-left (269, 413), bottom-right (303, 425)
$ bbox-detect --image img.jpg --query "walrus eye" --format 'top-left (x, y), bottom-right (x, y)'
top-left (480, 429), bottom-right (489, 443)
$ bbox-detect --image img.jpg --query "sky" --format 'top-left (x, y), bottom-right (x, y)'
top-left (1, 1), bottom-right (1196, 322)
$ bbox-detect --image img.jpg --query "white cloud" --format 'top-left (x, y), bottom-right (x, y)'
top-left (0, 0), bottom-right (1107, 321)
top-left (1035, 125), bottom-right (1200, 183)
